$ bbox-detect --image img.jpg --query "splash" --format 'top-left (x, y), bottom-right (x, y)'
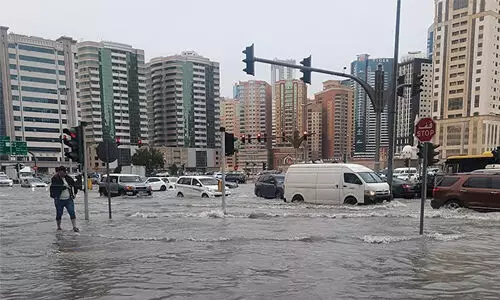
top-left (361, 235), bottom-right (415, 244)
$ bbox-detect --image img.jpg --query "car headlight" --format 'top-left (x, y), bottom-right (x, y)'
top-left (126, 186), bottom-right (133, 190)
top-left (364, 190), bottom-right (376, 196)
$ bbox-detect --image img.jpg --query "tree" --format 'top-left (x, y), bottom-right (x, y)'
top-left (168, 164), bottom-right (179, 176)
top-left (131, 148), bottom-right (164, 175)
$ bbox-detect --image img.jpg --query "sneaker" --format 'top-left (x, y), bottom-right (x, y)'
top-left (73, 227), bottom-right (80, 232)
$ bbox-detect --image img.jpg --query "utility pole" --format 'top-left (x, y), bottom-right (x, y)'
top-left (81, 122), bottom-right (89, 220)
top-left (387, 0), bottom-right (402, 188)
top-left (374, 65), bottom-right (385, 172)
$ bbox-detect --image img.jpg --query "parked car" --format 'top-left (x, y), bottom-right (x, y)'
top-left (431, 173), bottom-right (500, 211)
top-left (144, 177), bottom-right (169, 191)
top-left (225, 172), bottom-right (247, 184)
top-left (161, 177), bottom-right (178, 189)
top-left (21, 178), bottom-right (48, 188)
top-left (224, 181), bottom-right (239, 189)
top-left (255, 174), bottom-right (285, 199)
top-left (99, 174), bottom-right (152, 197)
top-left (213, 172), bottom-right (223, 179)
top-left (0, 174), bottom-right (13, 187)
top-left (284, 163), bottom-right (391, 205)
top-left (391, 177), bottom-right (419, 199)
top-left (175, 176), bottom-right (231, 198)
top-left (393, 167), bottom-right (419, 181)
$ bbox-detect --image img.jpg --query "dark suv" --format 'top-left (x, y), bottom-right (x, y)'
top-left (225, 173), bottom-right (247, 184)
top-left (254, 174), bottom-right (285, 199)
top-left (431, 174), bottom-right (500, 211)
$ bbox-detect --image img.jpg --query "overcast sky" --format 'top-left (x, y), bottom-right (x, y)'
top-left (3, 0), bottom-right (434, 97)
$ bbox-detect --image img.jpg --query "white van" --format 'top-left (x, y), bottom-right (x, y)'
top-left (175, 176), bottom-right (231, 198)
top-left (393, 167), bottom-right (418, 181)
top-left (284, 163), bottom-right (391, 205)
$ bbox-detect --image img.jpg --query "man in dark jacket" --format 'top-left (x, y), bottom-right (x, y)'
top-left (50, 166), bottom-right (79, 232)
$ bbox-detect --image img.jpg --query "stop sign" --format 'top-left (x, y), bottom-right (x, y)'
top-left (415, 117), bottom-right (436, 142)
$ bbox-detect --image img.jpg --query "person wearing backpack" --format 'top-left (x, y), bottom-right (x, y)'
top-left (50, 166), bottom-right (79, 232)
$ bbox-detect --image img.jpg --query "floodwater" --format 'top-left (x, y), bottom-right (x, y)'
top-left (1, 184), bottom-right (499, 299)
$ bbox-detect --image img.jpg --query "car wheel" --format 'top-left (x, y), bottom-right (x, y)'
top-left (275, 190), bottom-right (283, 199)
top-left (201, 193), bottom-right (209, 198)
top-left (444, 199), bottom-right (462, 209)
top-left (344, 196), bottom-right (357, 205)
top-left (160, 185), bottom-right (167, 191)
top-left (291, 195), bottom-right (304, 203)
top-left (177, 192), bottom-right (184, 198)
top-left (255, 189), bottom-right (261, 197)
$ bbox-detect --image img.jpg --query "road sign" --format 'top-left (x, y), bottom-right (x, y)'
top-left (97, 140), bottom-right (118, 163)
top-left (0, 136), bottom-right (11, 155)
top-left (12, 141), bottom-right (28, 155)
top-left (415, 117), bottom-right (436, 142)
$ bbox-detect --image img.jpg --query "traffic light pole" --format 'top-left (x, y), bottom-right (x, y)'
top-left (220, 129), bottom-right (227, 215)
top-left (419, 142), bottom-right (428, 235)
top-left (81, 124), bottom-right (89, 221)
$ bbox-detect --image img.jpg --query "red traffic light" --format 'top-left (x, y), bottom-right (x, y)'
top-left (116, 137), bottom-right (121, 144)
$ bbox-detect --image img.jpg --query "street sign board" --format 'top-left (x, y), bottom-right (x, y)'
top-left (0, 136), bottom-right (11, 155)
top-left (97, 140), bottom-right (118, 163)
top-left (12, 141), bottom-right (28, 156)
top-left (415, 117), bottom-right (436, 142)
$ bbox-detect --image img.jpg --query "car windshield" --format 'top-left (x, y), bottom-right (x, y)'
top-left (199, 178), bottom-right (219, 185)
top-left (274, 176), bottom-right (285, 183)
top-left (121, 176), bottom-right (142, 183)
top-left (358, 172), bottom-right (385, 183)
top-left (29, 178), bottom-right (43, 183)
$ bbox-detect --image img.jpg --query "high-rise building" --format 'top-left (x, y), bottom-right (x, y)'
top-left (220, 97), bottom-right (240, 169)
top-left (0, 27), bottom-right (78, 171)
top-left (76, 41), bottom-right (147, 170)
top-left (396, 52), bottom-right (433, 152)
top-left (271, 59), bottom-right (296, 144)
top-left (147, 51), bottom-right (220, 148)
top-left (146, 51), bottom-right (221, 171)
top-left (305, 99), bottom-right (322, 161)
top-left (314, 80), bottom-right (354, 160)
top-left (350, 55), bottom-right (394, 158)
top-left (427, 24), bottom-right (435, 60)
top-left (432, 0), bottom-right (500, 157)
top-left (274, 79), bottom-right (307, 145)
top-left (233, 80), bottom-right (271, 171)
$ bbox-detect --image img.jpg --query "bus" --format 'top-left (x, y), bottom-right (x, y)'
top-left (444, 151), bottom-right (495, 173)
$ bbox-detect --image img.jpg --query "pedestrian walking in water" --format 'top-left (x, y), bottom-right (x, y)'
top-left (49, 166), bottom-right (79, 232)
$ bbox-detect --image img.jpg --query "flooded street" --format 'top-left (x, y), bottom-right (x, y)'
top-left (1, 184), bottom-right (500, 299)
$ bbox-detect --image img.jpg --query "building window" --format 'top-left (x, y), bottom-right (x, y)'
top-left (475, 95), bottom-right (480, 107)
top-left (19, 55), bottom-right (55, 65)
top-left (18, 44), bottom-right (55, 54)
top-left (448, 97), bottom-right (463, 110)
top-left (21, 86), bottom-right (57, 94)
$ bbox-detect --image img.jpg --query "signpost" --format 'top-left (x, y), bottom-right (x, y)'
top-left (415, 117), bottom-right (436, 235)
top-left (97, 140), bottom-right (118, 219)
top-left (12, 141), bottom-right (27, 156)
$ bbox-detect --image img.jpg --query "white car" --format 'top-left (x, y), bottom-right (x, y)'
top-left (213, 172), bottom-right (223, 179)
top-left (144, 177), bottom-right (177, 191)
top-left (0, 174), bottom-right (13, 187)
top-left (21, 178), bottom-right (48, 188)
top-left (144, 177), bottom-right (169, 191)
top-left (175, 176), bottom-right (231, 198)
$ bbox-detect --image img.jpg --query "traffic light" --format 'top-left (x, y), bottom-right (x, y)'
top-left (427, 143), bottom-right (440, 166)
top-left (241, 135), bottom-right (246, 144)
top-left (116, 137), bottom-right (121, 146)
top-left (417, 143), bottom-right (424, 159)
top-left (404, 158), bottom-right (410, 167)
top-left (300, 55), bottom-right (312, 84)
top-left (262, 162), bottom-right (267, 170)
top-left (62, 126), bottom-right (83, 163)
top-left (303, 131), bottom-right (308, 141)
top-left (247, 134), bottom-right (252, 144)
top-left (257, 133), bottom-right (262, 143)
top-left (263, 133), bottom-right (267, 143)
top-left (225, 132), bottom-right (235, 156)
top-left (396, 74), bottom-right (405, 97)
top-left (493, 146), bottom-right (500, 163)
top-left (243, 44), bottom-right (255, 76)
top-left (137, 140), bottom-right (143, 148)
top-left (411, 73), bottom-right (424, 97)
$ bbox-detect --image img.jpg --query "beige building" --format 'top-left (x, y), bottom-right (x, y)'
top-left (432, 0), bottom-right (500, 157)
top-left (275, 80), bottom-right (307, 145)
top-left (305, 99), bottom-right (322, 161)
top-left (220, 98), bottom-right (240, 170)
top-left (314, 80), bottom-right (354, 161)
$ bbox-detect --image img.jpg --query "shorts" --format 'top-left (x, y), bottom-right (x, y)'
top-left (54, 198), bottom-right (76, 220)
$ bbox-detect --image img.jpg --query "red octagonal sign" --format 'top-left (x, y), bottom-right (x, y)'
top-left (415, 117), bottom-right (436, 142)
